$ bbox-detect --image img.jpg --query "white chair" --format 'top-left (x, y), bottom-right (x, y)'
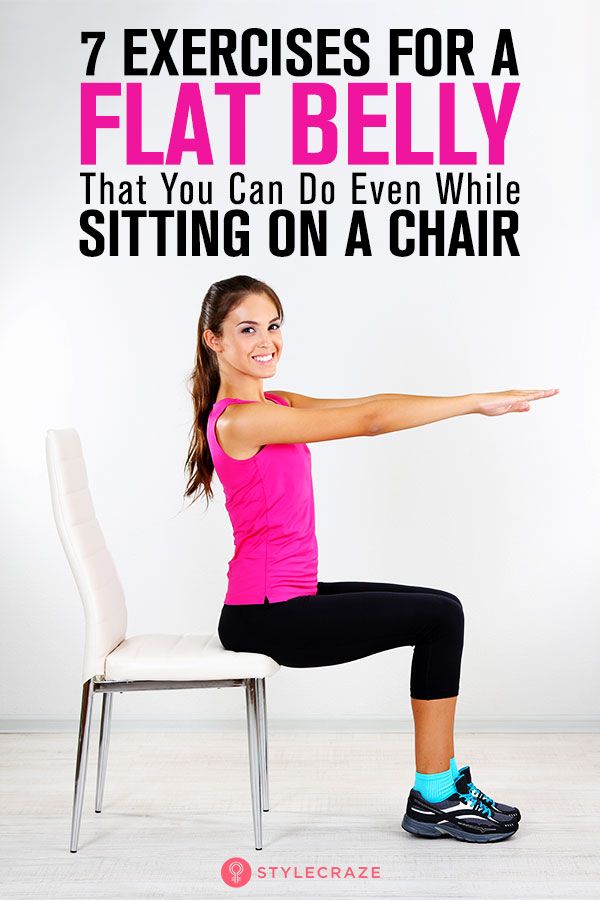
top-left (45, 428), bottom-right (280, 852)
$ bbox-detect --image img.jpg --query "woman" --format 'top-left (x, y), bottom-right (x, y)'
top-left (184, 274), bottom-right (558, 843)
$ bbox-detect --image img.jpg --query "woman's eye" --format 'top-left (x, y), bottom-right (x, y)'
top-left (241, 323), bottom-right (281, 334)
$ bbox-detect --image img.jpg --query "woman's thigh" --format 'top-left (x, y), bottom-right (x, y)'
top-left (219, 586), bottom-right (463, 668)
top-left (317, 579), bottom-right (462, 606)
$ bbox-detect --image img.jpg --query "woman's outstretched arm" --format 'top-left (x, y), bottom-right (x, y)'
top-left (217, 388), bottom-right (559, 453)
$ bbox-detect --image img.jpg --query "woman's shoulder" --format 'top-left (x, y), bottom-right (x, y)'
top-left (266, 391), bottom-right (291, 407)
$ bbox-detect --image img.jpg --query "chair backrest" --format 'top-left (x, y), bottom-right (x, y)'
top-left (46, 428), bottom-right (127, 683)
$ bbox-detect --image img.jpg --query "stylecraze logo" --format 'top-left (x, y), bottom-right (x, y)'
top-left (221, 856), bottom-right (381, 886)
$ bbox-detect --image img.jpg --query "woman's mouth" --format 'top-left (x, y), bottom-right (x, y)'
top-left (252, 353), bottom-right (275, 365)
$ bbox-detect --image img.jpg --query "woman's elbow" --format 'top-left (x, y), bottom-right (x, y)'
top-left (364, 406), bottom-right (382, 437)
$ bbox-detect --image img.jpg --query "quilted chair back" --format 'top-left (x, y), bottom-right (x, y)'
top-left (46, 429), bottom-right (127, 682)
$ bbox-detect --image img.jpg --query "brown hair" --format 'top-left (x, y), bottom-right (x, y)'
top-left (184, 275), bottom-right (285, 508)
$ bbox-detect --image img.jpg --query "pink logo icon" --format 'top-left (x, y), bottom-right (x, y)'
top-left (221, 856), bottom-right (252, 887)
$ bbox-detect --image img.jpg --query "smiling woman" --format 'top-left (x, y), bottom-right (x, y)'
top-left (182, 274), bottom-right (556, 844)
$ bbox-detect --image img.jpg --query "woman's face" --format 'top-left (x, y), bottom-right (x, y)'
top-left (207, 292), bottom-right (283, 380)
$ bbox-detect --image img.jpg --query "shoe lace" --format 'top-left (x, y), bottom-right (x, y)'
top-left (467, 780), bottom-right (495, 807)
top-left (458, 789), bottom-right (493, 818)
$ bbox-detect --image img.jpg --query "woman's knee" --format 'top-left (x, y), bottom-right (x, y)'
top-left (439, 590), bottom-right (463, 610)
top-left (431, 592), bottom-right (465, 633)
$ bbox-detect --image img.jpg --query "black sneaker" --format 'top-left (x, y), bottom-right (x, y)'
top-left (402, 781), bottom-right (519, 843)
top-left (455, 766), bottom-right (521, 823)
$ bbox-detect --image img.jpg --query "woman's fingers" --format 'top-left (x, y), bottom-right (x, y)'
top-left (477, 388), bottom-right (559, 416)
top-left (515, 388), bottom-right (559, 399)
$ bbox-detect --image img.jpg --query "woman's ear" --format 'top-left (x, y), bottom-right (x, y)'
top-left (203, 329), bottom-right (219, 353)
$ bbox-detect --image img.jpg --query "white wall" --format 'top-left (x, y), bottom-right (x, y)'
top-left (1, 0), bottom-right (598, 727)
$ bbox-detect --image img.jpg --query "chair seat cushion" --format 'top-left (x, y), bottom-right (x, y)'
top-left (103, 632), bottom-right (280, 681)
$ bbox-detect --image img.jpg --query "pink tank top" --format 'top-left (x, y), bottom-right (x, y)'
top-left (206, 391), bottom-right (319, 605)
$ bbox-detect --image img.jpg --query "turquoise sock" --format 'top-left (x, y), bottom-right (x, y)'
top-left (449, 756), bottom-right (460, 780)
top-left (413, 765), bottom-right (456, 802)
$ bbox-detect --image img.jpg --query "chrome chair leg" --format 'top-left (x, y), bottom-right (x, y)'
top-left (245, 678), bottom-right (263, 850)
top-left (70, 678), bottom-right (95, 852)
top-left (256, 678), bottom-right (269, 812)
top-left (95, 691), bottom-right (114, 813)
top-left (255, 678), bottom-right (264, 810)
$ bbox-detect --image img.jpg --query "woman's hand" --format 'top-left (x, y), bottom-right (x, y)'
top-left (474, 388), bottom-right (560, 416)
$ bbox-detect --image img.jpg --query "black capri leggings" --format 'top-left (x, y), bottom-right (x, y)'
top-left (218, 579), bottom-right (464, 700)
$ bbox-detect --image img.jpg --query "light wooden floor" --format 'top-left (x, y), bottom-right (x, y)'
top-left (1, 731), bottom-right (599, 898)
